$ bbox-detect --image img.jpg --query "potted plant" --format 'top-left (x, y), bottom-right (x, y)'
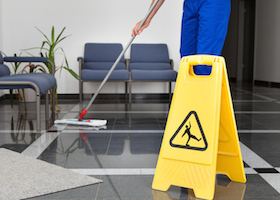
top-left (18, 62), bottom-right (48, 102)
top-left (23, 26), bottom-right (79, 111)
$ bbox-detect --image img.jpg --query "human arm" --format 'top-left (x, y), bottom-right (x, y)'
top-left (131, 0), bottom-right (165, 37)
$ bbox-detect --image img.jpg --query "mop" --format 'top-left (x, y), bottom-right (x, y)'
top-left (54, 118), bottom-right (107, 127)
top-left (55, 0), bottom-right (160, 127)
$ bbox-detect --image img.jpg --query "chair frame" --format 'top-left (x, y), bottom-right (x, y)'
top-left (0, 58), bottom-right (55, 132)
top-left (78, 58), bottom-right (130, 102)
top-left (78, 43), bottom-right (176, 104)
top-left (127, 59), bottom-right (175, 103)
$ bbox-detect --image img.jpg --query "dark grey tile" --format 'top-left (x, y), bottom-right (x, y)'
top-left (131, 125), bottom-right (163, 130)
top-left (234, 101), bottom-right (280, 112)
top-left (242, 174), bottom-right (280, 199)
top-left (39, 133), bottom-right (107, 169)
top-left (243, 113), bottom-right (280, 129)
top-left (239, 133), bottom-right (280, 167)
top-left (252, 102), bottom-right (280, 111)
top-left (118, 113), bottom-right (159, 125)
top-left (254, 168), bottom-right (279, 173)
top-left (231, 93), bottom-right (265, 101)
top-left (130, 103), bottom-right (170, 112)
top-left (251, 86), bottom-right (280, 94)
top-left (55, 103), bottom-right (77, 112)
top-left (0, 132), bottom-right (41, 153)
top-left (233, 101), bottom-right (280, 112)
top-left (96, 175), bottom-right (155, 200)
top-left (257, 93), bottom-right (280, 101)
top-left (235, 114), bottom-right (269, 130)
top-left (130, 133), bottom-right (163, 155)
top-left (86, 104), bottom-right (130, 112)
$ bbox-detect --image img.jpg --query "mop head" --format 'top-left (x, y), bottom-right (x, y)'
top-left (54, 119), bottom-right (107, 127)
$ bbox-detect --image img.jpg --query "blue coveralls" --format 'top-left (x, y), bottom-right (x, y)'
top-left (180, 0), bottom-right (231, 75)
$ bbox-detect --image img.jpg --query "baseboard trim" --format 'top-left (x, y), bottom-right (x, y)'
top-left (254, 80), bottom-right (280, 88)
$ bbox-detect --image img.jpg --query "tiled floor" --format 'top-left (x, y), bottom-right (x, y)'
top-left (1, 82), bottom-right (280, 199)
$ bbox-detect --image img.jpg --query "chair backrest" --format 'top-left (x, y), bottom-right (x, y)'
top-left (129, 44), bottom-right (172, 71)
top-left (0, 52), bottom-right (11, 77)
top-left (0, 51), bottom-right (4, 64)
top-left (130, 44), bottom-right (170, 63)
top-left (83, 43), bottom-right (126, 70)
top-left (84, 43), bottom-right (125, 63)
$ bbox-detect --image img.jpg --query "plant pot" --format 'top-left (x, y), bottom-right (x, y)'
top-left (19, 88), bottom-right (37, 102)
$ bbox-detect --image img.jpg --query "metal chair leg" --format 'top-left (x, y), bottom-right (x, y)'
top-left (169, 82), bottom-right (172, 101)
top-left (125, 82), bottom-right (128, 102)
top-left (129, 80), bottom-right (132, 104)
top-left (36, 92), bottom-right (41, 132)
top-left (45, 91), bottom-right (49, 130)
top-left (79, 80), bottom-right (83, 102)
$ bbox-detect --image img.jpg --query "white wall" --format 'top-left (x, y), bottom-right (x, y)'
top-left (1, 0), bottom-right (182, 94)
top-left (254, 0), bottom-right (280, 82)
top-left (0, 0), bottom-right (2, 51)
top-left (0, 0), bottom-right (4, 97)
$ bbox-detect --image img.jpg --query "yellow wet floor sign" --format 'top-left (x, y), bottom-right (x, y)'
top-left (152, 181), bottom-right (246, 200)
top-left (152, 55), bottom-right (246, 200)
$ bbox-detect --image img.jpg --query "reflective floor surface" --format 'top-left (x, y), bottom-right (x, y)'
top-left (1, 82), bottom-right (280, 199)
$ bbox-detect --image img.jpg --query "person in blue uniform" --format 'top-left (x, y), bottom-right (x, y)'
top-left (132, 0), bottom-right (231, 75)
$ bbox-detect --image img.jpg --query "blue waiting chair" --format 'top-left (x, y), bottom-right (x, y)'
top-left (128, 44), bottom-right (177, 103)
top-left (0, 52), bottom-right (56, 132)
top-left (77, 43), bottom-right (130, 102)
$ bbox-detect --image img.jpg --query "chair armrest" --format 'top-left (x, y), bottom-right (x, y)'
top-left (77, 57), bottom-right (84, 62)
top-left (4, 56), bottom-right (47, 63)
top-left (4, 57), bottom-right (55, 75)
top-left (170, 59), bottom-right (174, 70)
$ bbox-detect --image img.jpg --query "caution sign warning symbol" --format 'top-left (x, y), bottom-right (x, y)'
top-left (170, 111), bottom-right (208, 151)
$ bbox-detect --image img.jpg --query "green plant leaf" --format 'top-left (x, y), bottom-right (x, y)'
top-left (55, 35), bottom-right (70, 45)
top-left (51, 26), bottom-right (55, 44)
top-left (23, 26), bottom-right (77, 84)
top-left (63, 67), bottom-right (79, 80)
top-left (40, 41), bottom-right (49, 52)
top-left (35, 27), bottom-right (51, 44)
top-left (37, 68), bottom-right (45, 73)
top-left (55, 27), bottom-right (66, 43)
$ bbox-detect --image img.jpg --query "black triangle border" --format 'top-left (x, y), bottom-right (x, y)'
top-left (169, 111), bottom-right (208, 151)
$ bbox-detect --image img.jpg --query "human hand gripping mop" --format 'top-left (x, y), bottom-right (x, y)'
top-left (55, 0), bottom-right (160, 127)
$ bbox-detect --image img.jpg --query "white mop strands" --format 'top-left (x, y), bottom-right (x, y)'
top-left (54, 119), bottom-right (107, 127)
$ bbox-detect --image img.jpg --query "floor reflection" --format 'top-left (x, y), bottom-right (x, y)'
top-left (152, 180), bottom-right (246, 200)
top-left (1, 82), bottom-right (280, 199)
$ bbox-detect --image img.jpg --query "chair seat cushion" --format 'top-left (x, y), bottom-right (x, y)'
top-left (129, 63), bottom-right (172, 70)
top-left (0, 73), bottom-right (56, 94)
top-left (130, 69), bottom-right (177, 81)
top-left (82, 69), bottom-right (129, 81)
top-left (83, 62), bottom-right (126, 70)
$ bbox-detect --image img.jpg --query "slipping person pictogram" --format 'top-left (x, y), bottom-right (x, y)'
top-left (169, 111), bottom-right (208, 151)
top-left (182, 122), bottom-right (201, 146)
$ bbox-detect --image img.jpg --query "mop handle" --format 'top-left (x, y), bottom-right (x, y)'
top-left (82, 0), bottom-right (160, 112)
